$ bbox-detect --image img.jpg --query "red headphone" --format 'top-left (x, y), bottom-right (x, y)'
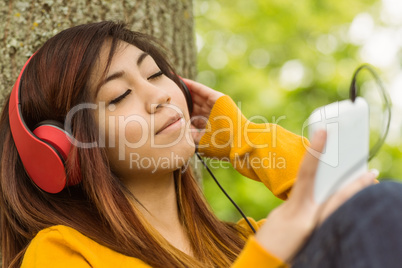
top-left (8, 54), bottom-right (193, 194)
top-left (8, 54), bottom-right (77, 193)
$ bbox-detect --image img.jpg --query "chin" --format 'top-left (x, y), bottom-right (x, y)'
top-left (175, 144), bottom-right (196, 165)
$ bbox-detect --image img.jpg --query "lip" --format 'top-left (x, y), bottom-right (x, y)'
top-left (156, 114), bottom-right (183, 135)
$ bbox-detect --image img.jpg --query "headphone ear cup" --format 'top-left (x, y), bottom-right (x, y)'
top-left (33, 120), bottom-right (72, 160)
top-left (32, 120), bottom-right (81, 189)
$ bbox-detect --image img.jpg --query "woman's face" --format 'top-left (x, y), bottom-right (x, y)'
top-left (90, 41), bottom-right (195, 180)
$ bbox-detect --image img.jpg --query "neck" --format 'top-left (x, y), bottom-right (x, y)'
top-left (123, 170), bottom-right (178, 222)
top-left (123, 170), bottom-right (193, 256)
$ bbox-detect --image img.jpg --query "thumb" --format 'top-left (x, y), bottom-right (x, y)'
top-left (291, 129), bottom-right (327, 203)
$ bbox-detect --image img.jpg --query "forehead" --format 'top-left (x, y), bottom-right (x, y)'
top-left (97, 40), bottom-right (144, 73)
top-left (104, 41), bottom-right (144, 67)
top-left (89, 40), bottom-right (144, 96)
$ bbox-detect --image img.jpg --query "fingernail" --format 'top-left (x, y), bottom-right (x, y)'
top-left (369, 168), bottom-right (379, 178)
top-left (314, 129), bottom-right (326, 139)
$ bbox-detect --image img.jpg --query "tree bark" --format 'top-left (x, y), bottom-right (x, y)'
top-left (0, 0), bottom-right (197, 107)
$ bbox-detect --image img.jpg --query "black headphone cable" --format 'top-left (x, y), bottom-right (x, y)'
top-left (195, 152), bottom-right (257, 234)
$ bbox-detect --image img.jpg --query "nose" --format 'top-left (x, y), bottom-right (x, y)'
top-left (141, 82), bottom-right (171, 114)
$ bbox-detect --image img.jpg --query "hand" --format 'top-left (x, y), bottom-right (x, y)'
top-left (255, 130), bottom-right (377, 262)
top-left (181, 78), bottom-right (224, 144)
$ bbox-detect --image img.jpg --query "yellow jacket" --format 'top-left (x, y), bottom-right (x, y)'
top-left (22, 95), bottom-right (307, 267)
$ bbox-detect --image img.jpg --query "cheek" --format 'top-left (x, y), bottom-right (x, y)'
top-left (101, 118), bottom-right (153, 177)
top-left (170, 87), bottom-right (190, 119)
top-left (122, 118), bottom-right (150, 144)
top-left (98, 109), bottom-right (150, 163)
top-left (99, 112), bottom-right (149, 145)
top-left (108, 116), bottom-right (152, 155)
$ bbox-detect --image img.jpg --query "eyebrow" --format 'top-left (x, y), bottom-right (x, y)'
top-left (94, 52), bottom-right (149, 98)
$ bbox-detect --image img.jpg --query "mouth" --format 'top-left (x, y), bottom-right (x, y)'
top-left (156, 114), bottom-right (184, 135)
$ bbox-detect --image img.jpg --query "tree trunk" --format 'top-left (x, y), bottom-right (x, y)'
top-left (0, 0), bottom-right (197, 107)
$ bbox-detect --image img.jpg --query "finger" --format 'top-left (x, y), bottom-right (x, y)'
top-left (291, 130), bottom-right (327, 201)
top-left (190, 98), bottom-right (217, 119)
top-left (191, 118), bottom-right (207, 129)
top-left (182, 78), bottom-right (224, 105)
top-left (191, 94), bottom-right (214, 111)
top-left (317, 169), bottom-right (378, 224)
top-left (181, 78), bottom-right (212, 98)
top-left (190, 110), bottom-right (210, 127)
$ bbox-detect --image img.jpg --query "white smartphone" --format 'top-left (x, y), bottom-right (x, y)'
top-left (307, 97), bottom-right (369, 204)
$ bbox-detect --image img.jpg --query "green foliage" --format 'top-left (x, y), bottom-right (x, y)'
top-left (195, 0), bottom-right (402, 222)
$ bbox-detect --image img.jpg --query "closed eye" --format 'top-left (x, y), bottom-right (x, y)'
top-left (110, 89), bottom-right (132, 105)
top-left (147, 71), bottom-right (163, 80)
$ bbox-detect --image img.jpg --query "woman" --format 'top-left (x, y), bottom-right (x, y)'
top-left (0, 21), bottom-right (394, 268)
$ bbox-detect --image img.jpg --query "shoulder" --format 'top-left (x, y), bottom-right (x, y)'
top-left (22, 225), bottom-right (91, 267)
top-left (22, 225), bottom-right (151, 268)
top-left (30, 225), bottom-right (90, 245)
top-left (26, 225), bottom-right (99, 256)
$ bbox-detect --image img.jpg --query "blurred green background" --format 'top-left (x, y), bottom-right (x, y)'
top-left (194, 0), bottom-right (402, 222)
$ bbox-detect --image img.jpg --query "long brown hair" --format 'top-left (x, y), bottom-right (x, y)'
top-left (0, 21), bottom-right (248, 267)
